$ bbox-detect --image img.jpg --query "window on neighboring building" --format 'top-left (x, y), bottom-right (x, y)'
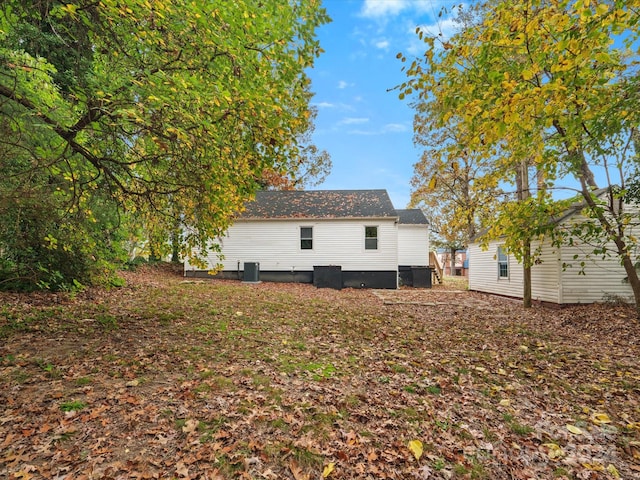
top-left (300, 227), bottom-right (313, 250)
top-left (365, 226), bottom-right (378, 250)
top-left (497, 246), bottom-right (509, 278)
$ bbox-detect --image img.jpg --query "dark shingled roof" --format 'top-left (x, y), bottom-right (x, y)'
top-left (396, 209), bottom-right (429, 225)
top-left (240, 190), bottom-right (398, 219)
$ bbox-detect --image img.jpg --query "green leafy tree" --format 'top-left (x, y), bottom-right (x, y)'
top-left (400, 0), bottom-right (640, 314)
top-left (0, 0), bottom-right (329, 288)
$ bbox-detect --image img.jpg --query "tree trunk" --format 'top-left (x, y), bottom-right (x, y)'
top-left (450, 246), bottom-right (456, 276)
top-left (621, 254), bottom-right (640, 319)
top-left (522, 241), bottom-right (532, 308)
top-left (516, 160), bottom-right (532, 308)
top-left (171, 230), bottom-right (180, 263)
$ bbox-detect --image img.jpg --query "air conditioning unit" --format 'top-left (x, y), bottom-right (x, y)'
top-left (243, 262), bottom-right (260, 283)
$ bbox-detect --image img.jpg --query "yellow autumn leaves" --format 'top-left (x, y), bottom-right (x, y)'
top-left (408, 439), bottom-right (424, 461)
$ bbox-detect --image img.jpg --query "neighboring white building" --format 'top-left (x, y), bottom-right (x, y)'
top-left (184, 190), bottom-right (430, 289)
top-left (469, 198), bottom-right (639, 304)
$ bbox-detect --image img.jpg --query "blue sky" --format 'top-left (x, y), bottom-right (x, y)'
top-left (307, 0), bottom-right (460, 208)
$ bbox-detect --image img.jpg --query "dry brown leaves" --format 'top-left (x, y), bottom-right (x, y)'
top-left (1, 267), bottom-right (639, 479)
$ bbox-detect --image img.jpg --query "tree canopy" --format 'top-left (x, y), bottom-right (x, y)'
top-left (0, 0), bottom-right (329, 289)
top-left (399, 0), bottom-right (640, 312)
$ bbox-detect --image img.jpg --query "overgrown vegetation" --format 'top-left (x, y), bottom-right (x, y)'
top-left (0, 0), bottom-right (329, 292)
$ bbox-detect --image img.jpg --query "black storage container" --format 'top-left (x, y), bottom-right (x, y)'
top-left (313, 265), bottom-right (342, 289)
top-left (411, 266), bottom-right (432, 288)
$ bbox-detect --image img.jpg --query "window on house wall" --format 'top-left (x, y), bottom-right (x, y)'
top-left (497, 246), bottom-right (509, 278)
top-left (300, 227), bottom-right (313, 250)
top-left (365, 226), bottom-right (378, 250)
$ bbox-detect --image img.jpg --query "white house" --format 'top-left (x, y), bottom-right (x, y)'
top-left (469, 199), bottom-right (639, 304)
top-left (184, 190), bottom-right (430, 289)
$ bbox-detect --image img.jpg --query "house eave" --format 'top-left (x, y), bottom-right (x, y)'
top-left (234, 216), bottom-right (399, 222)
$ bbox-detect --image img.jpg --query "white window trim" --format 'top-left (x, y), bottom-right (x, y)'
top-left (497, 246), bottom-right (509, 279)
top-left (300, 226), bottom-right (313, 250)
top-left (365, 225), bottom-right (378, 251)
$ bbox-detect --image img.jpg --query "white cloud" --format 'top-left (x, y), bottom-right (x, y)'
top-left (347, 129), bottom-right (377, 136)
top-left (312, 101), bottom-right (356, 112)
top-left (357, 1), bottom-right (466, 57)
top-left (417, 18), bottom-right (459, 41)
top-left (313, 101), bottom-right (336, 109)
top-left (405, 18), bottom-right (460, 55)
top-left (360, 0), bottom-right (409, 18)
top-left (360, 0), bottom-right (456, 19)
top-left (339, 117), bottom-right (370, 125)
top-left (347, 122), bottom-right (410, 135)
top-left (338, 80), bottom-right (355, 89)
top-left (383, 123), bottom-right (409, 133)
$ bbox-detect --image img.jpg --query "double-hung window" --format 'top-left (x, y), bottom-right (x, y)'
top-left (365, 226), bottom-right (378, 250)
top-left (497, 246), bottom-right (509, 279)
top-left (300, 227), bottom-right (313, 250)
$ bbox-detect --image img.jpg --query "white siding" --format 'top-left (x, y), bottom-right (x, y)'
top-left (554, 206), bottom-right (638, 303)
top-left (558, 243), bottom-right (634, 303)
top-left (470, 234), bottom-right (636, 304)
top-left (184, 218), bottom-right (399, 272)
top-left (558, 254), bottom-right (633, 303)
top-left (398, 225), bottom-right (429, 266)
top-left (469, 241), bottom-right (524, 299)
top-left (529, 243), bottom-right (561, 303)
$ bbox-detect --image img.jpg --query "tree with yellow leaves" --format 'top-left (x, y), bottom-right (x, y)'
top-left (400, 0), bottom-right (640, 314)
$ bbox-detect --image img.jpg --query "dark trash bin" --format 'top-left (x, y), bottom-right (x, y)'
top-left (313, 265), bottom-right (342, 289)
top-left (411, 266), bottom-right (432, 288)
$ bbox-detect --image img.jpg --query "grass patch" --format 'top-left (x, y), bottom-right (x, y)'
top-left (60, 400), bottom-right (87, 412)
top-left (37, 359), bottom-right (62, 379)
top-left (75, 377), bottom-right (92, 386)
top-left (503, 413), bottom-right (534, 436)
top-left (96, 313), bottom-right (118, 331)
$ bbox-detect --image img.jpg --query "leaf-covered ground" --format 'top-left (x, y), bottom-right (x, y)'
top-left (1, 267), bottom-right (639, 479)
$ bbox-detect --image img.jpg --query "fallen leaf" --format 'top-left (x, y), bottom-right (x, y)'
top-left (322, 462), bottom-right (335, 478)
top-left (182, 419), bottom-right (198, 434)
top-left (542, 443), bottom-right (564, 460)
top-left (417, 464), bottom-right (432, 479)
top-left (590, 412), bottom-right (611, 425)
top-left (408, 439), bottom-right (423, 460)
top-left (13, 471), bottom-right (34, 480)
top-left (289, 459), bottom-right (310, 480)
top-left (607, 464), bottom-right (620, 478)
top-left (566, 424), bottom-right (583, 435)
top-left (175, 461), bottom-right (190, 478)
